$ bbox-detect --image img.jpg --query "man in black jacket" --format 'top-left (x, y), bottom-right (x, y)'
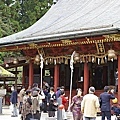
top-left (10, 85), bottom-right (18, 117)
top-left (99, 86), bottom-right (115, 120)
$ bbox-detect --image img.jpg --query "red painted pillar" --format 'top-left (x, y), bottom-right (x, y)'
top-left (22, 66), bottom-right (25, 86)
top-left (118, 56), bottom-right (120, 103)
top-left (29, 60), bottom-right (33, 87)
top-left (84, 62), bottom-right (89, 95)
top-left (54, 65), bottom-right (59, 92)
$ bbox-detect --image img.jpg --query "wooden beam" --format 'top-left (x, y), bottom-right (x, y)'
top-left (5, 63), bottom-right (28, 69)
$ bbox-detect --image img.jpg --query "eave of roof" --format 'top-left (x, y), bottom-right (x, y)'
top-left (0, 27), bottom-right (119, 47)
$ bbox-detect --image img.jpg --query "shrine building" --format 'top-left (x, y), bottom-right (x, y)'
top-left (0, 0), bottom-right (120, 102)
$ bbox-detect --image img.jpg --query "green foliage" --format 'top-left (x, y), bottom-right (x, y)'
top-left (0, 0), bottom-right (53, 37)
top-left (0, 51), bottom-right (23, 64)
top-left (9, 66), bottom-right (23, 84)
top-left (0, 52), bottom-right (5, 64)
top-left (0, 0), bottom-right (53, 63)
top-left (0, 0), bottom-right (21, 37)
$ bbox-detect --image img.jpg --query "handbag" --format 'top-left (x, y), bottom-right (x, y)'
top-left (9, 104), bottom-right (13, 111)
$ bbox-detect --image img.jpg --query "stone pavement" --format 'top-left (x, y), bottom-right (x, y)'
top-left (0, 106), bottom-right (116, 120)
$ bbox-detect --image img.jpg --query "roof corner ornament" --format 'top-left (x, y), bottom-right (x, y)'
top-left (28, 43), bottom-right (37, 49)
top-left (53, 0), bottom-right (58, 4)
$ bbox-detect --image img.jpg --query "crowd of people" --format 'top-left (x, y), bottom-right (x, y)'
top-left (10, 82), bottom-right (68, 120)
top-left (69, 86), bottom-right (117, 120)
top-left (9, 83), bottom-right (118, 120)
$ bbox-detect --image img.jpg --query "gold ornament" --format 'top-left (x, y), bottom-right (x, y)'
top-left (94, 57), bottom-right (96, 63)
top-left (36, 62), bottom-right (40, 65)
top-left (73, 53), bottom-right (80, 61)
top-left (108, 57), bottom-right (111, 61)
top-left (35, 55), bottom-right (40, 62)
top-left (45, 60), bottom-right (48, 65)
top-left (13, 58), bottom-right (19, 64)
top-left (101, 58), bottom-right (104, 64)
top-left (79, 56), bottom-right (82, 63)
top-left (114, 55), bottom-right (117, 60)
top-left (74, 60), bottom-right (76, 64)
top-left (65, 58), bottom-right (68, 64)
top-left (51, 58), bottom-right (53, 63)
top-left (88, 56), bottom-right (92, 62)
top-left (82, 56), bottom-right (85, 63)
top-left (61, 58), bottom-right (64, 63)
top-left (49, 58), bottom-right (53, 64)
top-left (54, 59), bottom-right (57, 65)
top-left (58, 58), bottom-right (61, 64)
top-left (92, 57), bottom-right (95, 63)
top-left (108, 49), bottom-right (116, 59)
top-left (56, 58), bottom-right (59, 64)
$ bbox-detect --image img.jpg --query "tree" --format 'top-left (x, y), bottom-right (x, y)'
top-left (0, 0), bottom-right (53, 64)
top-left (0, 51), bottom-right (23, 64)
top-left (0, 0), bottom-right (21, 37)
top-left (0, 0), bottom-right (53, 37)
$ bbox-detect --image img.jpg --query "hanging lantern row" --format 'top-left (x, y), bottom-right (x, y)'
top-left (34, 55), bottom-right (70, 65)
top-left (73, 49), bottom-right (117, 64)
top-left (34, 49), bottom-right (117, 65)
top-left (34, 55), bottom-right (115, 65)
top-left (5, 58), bottom-right (19, 67)
top-left (44, 57), bottom-right (70, 65)
top-left (74, 55), bottom-right (108, 64)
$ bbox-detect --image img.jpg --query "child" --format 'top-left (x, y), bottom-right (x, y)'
top-left (60, 91), bottom-right (68, 120)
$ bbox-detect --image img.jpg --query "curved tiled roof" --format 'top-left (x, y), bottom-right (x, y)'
top-left (0, 0), bottom-right (120, 46)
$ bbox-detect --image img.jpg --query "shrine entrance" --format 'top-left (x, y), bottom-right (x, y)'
top-left (91, 65), bottom-right (108, 90)
top-left (56, 61), bottom-right (117, 92)
top-left (91, 60), bottom-right (117, 90)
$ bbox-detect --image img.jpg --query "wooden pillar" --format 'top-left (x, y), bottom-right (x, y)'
top-left (118, 56), bottom-right (120, 103)
top-left (22, 66), bottom-right (26, 87)
top-left (84, 62), bottom-right (89, 95)
top-left (54, 65), bottom-right (59, 91)
top-left (29, 61), bottom-right (33, 87)
top-left (15, 67), bottom-right (17, 90)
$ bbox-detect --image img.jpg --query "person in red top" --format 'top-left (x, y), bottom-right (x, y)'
top-left (60, 91), bottom-right (68, 120)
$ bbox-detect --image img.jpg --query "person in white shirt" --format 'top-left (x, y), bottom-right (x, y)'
top-left (81, 86), bottom-right (100, 120)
